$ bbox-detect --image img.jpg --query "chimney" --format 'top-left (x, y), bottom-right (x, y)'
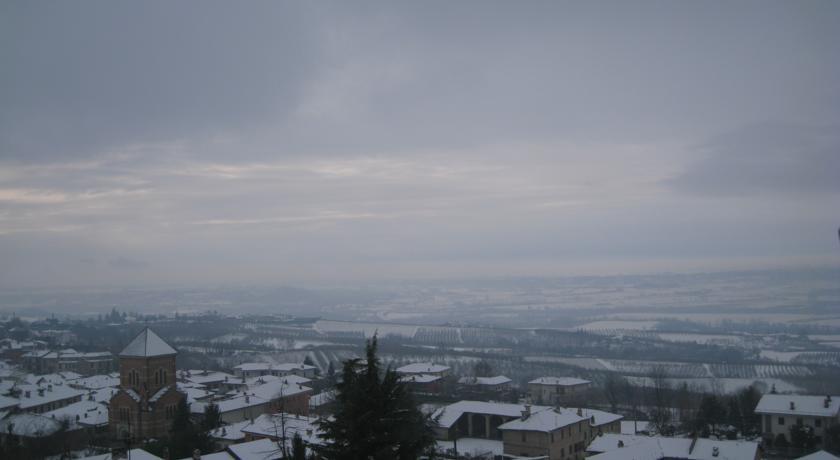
top-left (618, 440), bottom-right (624, 448)
top-left (712, 446), bottom-right (720, 457)
top-left (521, 404), bottom-right (531, 420)
top-left (25, 390), bottom-right (30, 398)
top-left (577, 408), bottom-right (583, 417)
top-left (825, 396), bottom-right (831, 408)
top-left (790, 401), bottom-right (795, 410)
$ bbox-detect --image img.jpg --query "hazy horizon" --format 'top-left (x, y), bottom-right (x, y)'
top-left (2, 1), bottom-right (839, 289)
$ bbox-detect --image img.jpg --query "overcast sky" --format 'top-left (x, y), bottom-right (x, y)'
top-left (1, 1), bottom-right (839, 288)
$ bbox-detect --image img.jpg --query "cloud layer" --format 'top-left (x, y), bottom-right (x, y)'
top-left (1, 1), bottom-right (839, 287)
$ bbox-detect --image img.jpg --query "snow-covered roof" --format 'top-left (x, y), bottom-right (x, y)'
top-left (191, 394), bottom-right (270, 414)
top-left (396, 362), bottom-right (450, 374)
top-left (24, 372), bottom-right (82, 385)
top-left (498, 407), bottom-right (585, 433)
top-left (210, 419), bottom-right (252, 441)
top-left (243, 374), bottom-right (310, 387)
top-left (45, 399), bottom-right (108, 427)
top-left (586, 434), bottom-right (760, 460)
top-left (180, 369), bottom-right (236, 384)
top-left (797, 451), bottom-right (840, 460)
top-left (566, 407), bottom-right (623, 427)
top-left (399, 374), bottom-right (441, 384)
top-left (89, 387), bottom-right (119, 403)
top-left (249, 378), bottom-right (312, 401)
top-left (432, 401), bottom-right (553, 429)
top-left (15, 383), bottom-right (83, 409)
top-left (119, 328), bottom-right (177, 357)
top-left (226, 438), bottom-right (283, 460)
top-left (529, 376), bottom-right (591, 386)
top-left (68, 374), bottom-right (120, 390)
top-left (0, 413), bottom-right (62, 437)
top-left (124, 388), bottom-right (142, 402)
top-left (149, 386), bottom-right (169, 402)
top-left (180, 386), bottom-right (214, 403)
top-left (458, 375), bottom-right (512, 386)
top-left (241, 413), bottom-right (324, 446)
top-left (0, 394), bottom-right (19, 410)
top-left (587, 433), bottom-right (650, 452)
top-left (755, 394), bottom-right (840, 417)
top-left (181, 452), bottom-right (233, 460)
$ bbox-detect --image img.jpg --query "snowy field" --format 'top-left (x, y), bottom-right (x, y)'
top-left (314, 319), bottom-right (419, 338)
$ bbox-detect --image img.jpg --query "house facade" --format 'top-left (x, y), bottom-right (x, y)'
top-left (755, 394), bottom-right (840, 448)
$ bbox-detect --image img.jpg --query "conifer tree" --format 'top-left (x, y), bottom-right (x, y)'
top-left (316, 335), bottom-right (436, 459)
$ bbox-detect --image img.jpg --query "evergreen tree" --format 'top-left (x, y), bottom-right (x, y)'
top-left (696, 394), bottom-right (726, 437)
top-left (200, 403), bottom-right (222, 432)
top-left (168, 399), bottom-right (215, 458)
top-left (316, 335), bottom-right (436, 459)
top-left (472, 360), bottom-right (493, 378)
top-left (790, 424), bottom-right (817, 450)
top-left (735, 385), bottom-right (762, 435)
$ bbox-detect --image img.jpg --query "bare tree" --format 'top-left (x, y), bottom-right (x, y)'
top-left (648, 365), bottom-right (672, 435)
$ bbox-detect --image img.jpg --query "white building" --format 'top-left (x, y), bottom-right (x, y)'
top-left (755, 394), bottom-right (840, 447)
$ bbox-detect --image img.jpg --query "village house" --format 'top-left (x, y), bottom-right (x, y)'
top-left (232, 362), bottom-right (317, 379)
top-left (528, 377), bottom-right (592, 405)
top-left (498, 405), bottom-right (594, 460)
top-left (755, 394), bottom-right (840, 448)
top-left (22, 349), bottom-right (116, 376)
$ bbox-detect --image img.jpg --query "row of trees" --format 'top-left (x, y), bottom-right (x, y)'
top-left (602, 368), bottom-right (763, 438)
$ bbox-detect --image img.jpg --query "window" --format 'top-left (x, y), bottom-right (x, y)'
top-left (779, 417), bottom-right (785, 426)
top-left (119, 407), bottom-right (130, 422)
top-left (816, 419), bottom-right (822, 428)
top-left (155, 369), bottom-right (167, 385)
top-left (551, 432), bottom-right (554, 443)
top-left (166, 405), bottom-right (176, 419)
top-left (521, 432), bottom-right (526, 442)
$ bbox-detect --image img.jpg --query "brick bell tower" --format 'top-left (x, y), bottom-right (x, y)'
top-left (109, 327), bottom-right (185, 441)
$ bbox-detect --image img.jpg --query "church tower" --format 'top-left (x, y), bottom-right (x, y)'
top-left (109, 328), bottom-right (185, 441)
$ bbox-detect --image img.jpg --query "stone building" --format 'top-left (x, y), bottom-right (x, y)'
top-left (109, 328), bottom-right (185, 441)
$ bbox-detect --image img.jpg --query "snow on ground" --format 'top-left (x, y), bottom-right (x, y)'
top-left (760, 350), bottom-right (803, 362)
top-left (577, 320), bottom-right (660, 331)
top-left (436, 438), bottom-right (504, 457)
top-left (657, 333), bottom-right (742, 345)
top-left (625, 376), bottom-right (803, 394)
top-left (314, 320), bottom-right (419, 338)
top-left (621, 420), bottom-right (650, 434)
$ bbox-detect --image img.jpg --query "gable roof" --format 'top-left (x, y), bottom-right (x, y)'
top-left (120, 328), bottom-right (177, 357)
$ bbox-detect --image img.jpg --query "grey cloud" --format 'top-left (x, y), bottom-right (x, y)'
top-left (668, 123), bottom-right (840, 196)
top-left (0, 1), bottom-right (320, 162)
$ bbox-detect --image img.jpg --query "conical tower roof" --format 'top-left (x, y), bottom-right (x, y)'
top-left (119, 327), bottom-right (177, 357)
